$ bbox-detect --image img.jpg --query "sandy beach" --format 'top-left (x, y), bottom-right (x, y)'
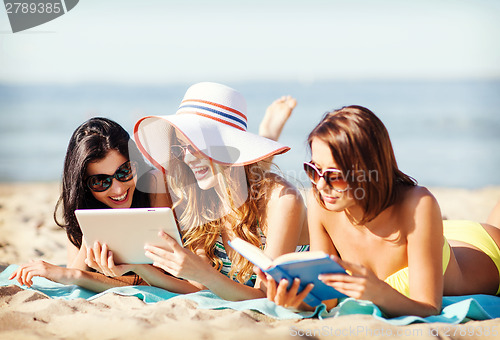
top-left (1, 182), bottom-right (500, 339)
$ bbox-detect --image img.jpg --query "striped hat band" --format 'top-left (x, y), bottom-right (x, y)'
top-left (176, 99), bottom-right (248, 131)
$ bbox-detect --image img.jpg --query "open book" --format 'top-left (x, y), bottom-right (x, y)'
top-left (228, 238), bottom-right (347, 307)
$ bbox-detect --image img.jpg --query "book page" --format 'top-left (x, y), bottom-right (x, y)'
top-left (273, 251), bottom-right (329, 265)
top-left (228, 238), bottom-right (273, 269)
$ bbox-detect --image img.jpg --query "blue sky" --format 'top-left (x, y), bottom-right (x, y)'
top-left (0, 0), bottom-right (499, 84)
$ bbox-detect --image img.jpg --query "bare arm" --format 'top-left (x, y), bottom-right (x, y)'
top-left (145, 232), bottom-right (267, 300)
top-left (21, 240), bottom-right (139, 292)
top-left (130, 265), bottom-right (201, 294)
top-left (259, 190), bottom-right (336, 310)
top-left (9, 259), bottom-right (141, 292)
top-left (307, 190), bottom-right (339, 310)
top-left (320, 188), bottom-right (444, 317)
top-left (187, 264), bottom-right (268, 300)
top-left (67, 239), bottom-right (86, 270)
top-left (65, 268), bottom-right (138, 291)
top-left (257, 182), bottom-right (307, 282)
top-left (210, 182), bottom-right (308, 300)
top-left (379, 189), bottom-right (443, 316)
top-left (83, 240), bottom-right (202, 294)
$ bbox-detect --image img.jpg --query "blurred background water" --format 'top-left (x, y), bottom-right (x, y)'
top-left (1, 80), bottom-right (499, 188)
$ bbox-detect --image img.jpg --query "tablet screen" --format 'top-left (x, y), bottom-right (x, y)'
top-left (75, 207), bottom-right (182, 264)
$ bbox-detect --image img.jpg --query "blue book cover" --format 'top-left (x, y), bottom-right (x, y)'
top-left (228, 238), bottom-right (347, 307)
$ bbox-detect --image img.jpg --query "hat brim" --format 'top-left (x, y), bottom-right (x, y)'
top-left (134, 113), bottom-right (290, 172)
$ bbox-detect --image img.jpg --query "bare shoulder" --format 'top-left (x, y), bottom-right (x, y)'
top-left (260, 173), bottom-right (308, 245)
top-left (399, 185), bottom-right (442, 236)
top-left (400, 185), bottom-right (439, 213)
top-left (264, 172), bottom-right (305, 210)
top-left (266, 172), bottom-right (302, 199)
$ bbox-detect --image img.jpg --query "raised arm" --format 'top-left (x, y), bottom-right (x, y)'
top-left (256, 189), bottom-right (336, 310)
top-left (306, 190), bottom-right (340, 310)
top-left (350, 188), bottom-right (443, 317)
top-left (254, 180), bottom-right (308, 292)
top-left (395, 188), bottom-right (444, 315)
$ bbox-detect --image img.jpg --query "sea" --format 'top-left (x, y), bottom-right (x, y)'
top-left (1, 80), bottom-right (499, 189)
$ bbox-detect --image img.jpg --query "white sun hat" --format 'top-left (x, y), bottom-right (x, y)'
top-left (133, 82), bottom-right (290, 172)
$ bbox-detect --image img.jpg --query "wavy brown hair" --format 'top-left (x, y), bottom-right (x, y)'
top-left (166, 151), bottom-right (275, 283)
top-left (308, 105), bottom-right (416, 224)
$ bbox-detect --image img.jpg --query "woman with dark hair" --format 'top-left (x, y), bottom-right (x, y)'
top-left (9, 117), bottom-right (170, 292)
top-left (57, 117), bottom-right (152, 250)
top-left (259, 106), bottom-right (500, 317)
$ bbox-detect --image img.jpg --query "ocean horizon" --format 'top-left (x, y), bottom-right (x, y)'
top-left (1, 79), bottom-right (499, 189)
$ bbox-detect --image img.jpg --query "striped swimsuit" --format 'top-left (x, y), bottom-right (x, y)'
top-left (214, 231), bottom-right (310, 285)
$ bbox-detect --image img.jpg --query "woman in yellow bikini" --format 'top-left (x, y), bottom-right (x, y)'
top-left (259, 105), bottom-right (500, 317)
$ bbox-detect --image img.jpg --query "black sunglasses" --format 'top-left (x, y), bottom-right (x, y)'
top-left (303, 162), bottom-right (349, 193)
top-left (86, 161), bottom-right (135, 192)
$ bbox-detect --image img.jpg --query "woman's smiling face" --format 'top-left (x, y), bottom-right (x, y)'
top-left (175, 133), bottom-right (219, 191)
top-left (86, 149), bottom-right (136, 209)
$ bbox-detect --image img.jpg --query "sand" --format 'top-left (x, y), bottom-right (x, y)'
top-left (1, 182), bottom-right (500, 339)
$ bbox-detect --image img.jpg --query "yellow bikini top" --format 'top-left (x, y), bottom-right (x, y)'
top-left (384, 238), bottom-right (451, 297)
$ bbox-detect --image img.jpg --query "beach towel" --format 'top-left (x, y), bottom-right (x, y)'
top-left (2, 264), bottom-right (499, 324)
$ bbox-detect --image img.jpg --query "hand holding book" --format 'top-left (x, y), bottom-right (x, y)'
top-left (254, 268), bottom-right (316, 311)
top-left (228, 237), bottom-right (348, 307)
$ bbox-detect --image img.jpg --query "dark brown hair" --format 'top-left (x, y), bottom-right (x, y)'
top-left (307, 105), bottom-right (416, 224)
top-left (54, 117), bottom-right (151, 249)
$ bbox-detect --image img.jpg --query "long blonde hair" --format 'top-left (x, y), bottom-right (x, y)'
top-left (166, 154), bottom-right (275, 283)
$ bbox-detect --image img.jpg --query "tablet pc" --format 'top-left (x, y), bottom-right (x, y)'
top-left (75, 207), bottom-right (182, 264)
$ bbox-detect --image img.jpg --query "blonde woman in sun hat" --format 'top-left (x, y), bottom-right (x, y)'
top-left (119, 82), bottom-right (310, 300)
